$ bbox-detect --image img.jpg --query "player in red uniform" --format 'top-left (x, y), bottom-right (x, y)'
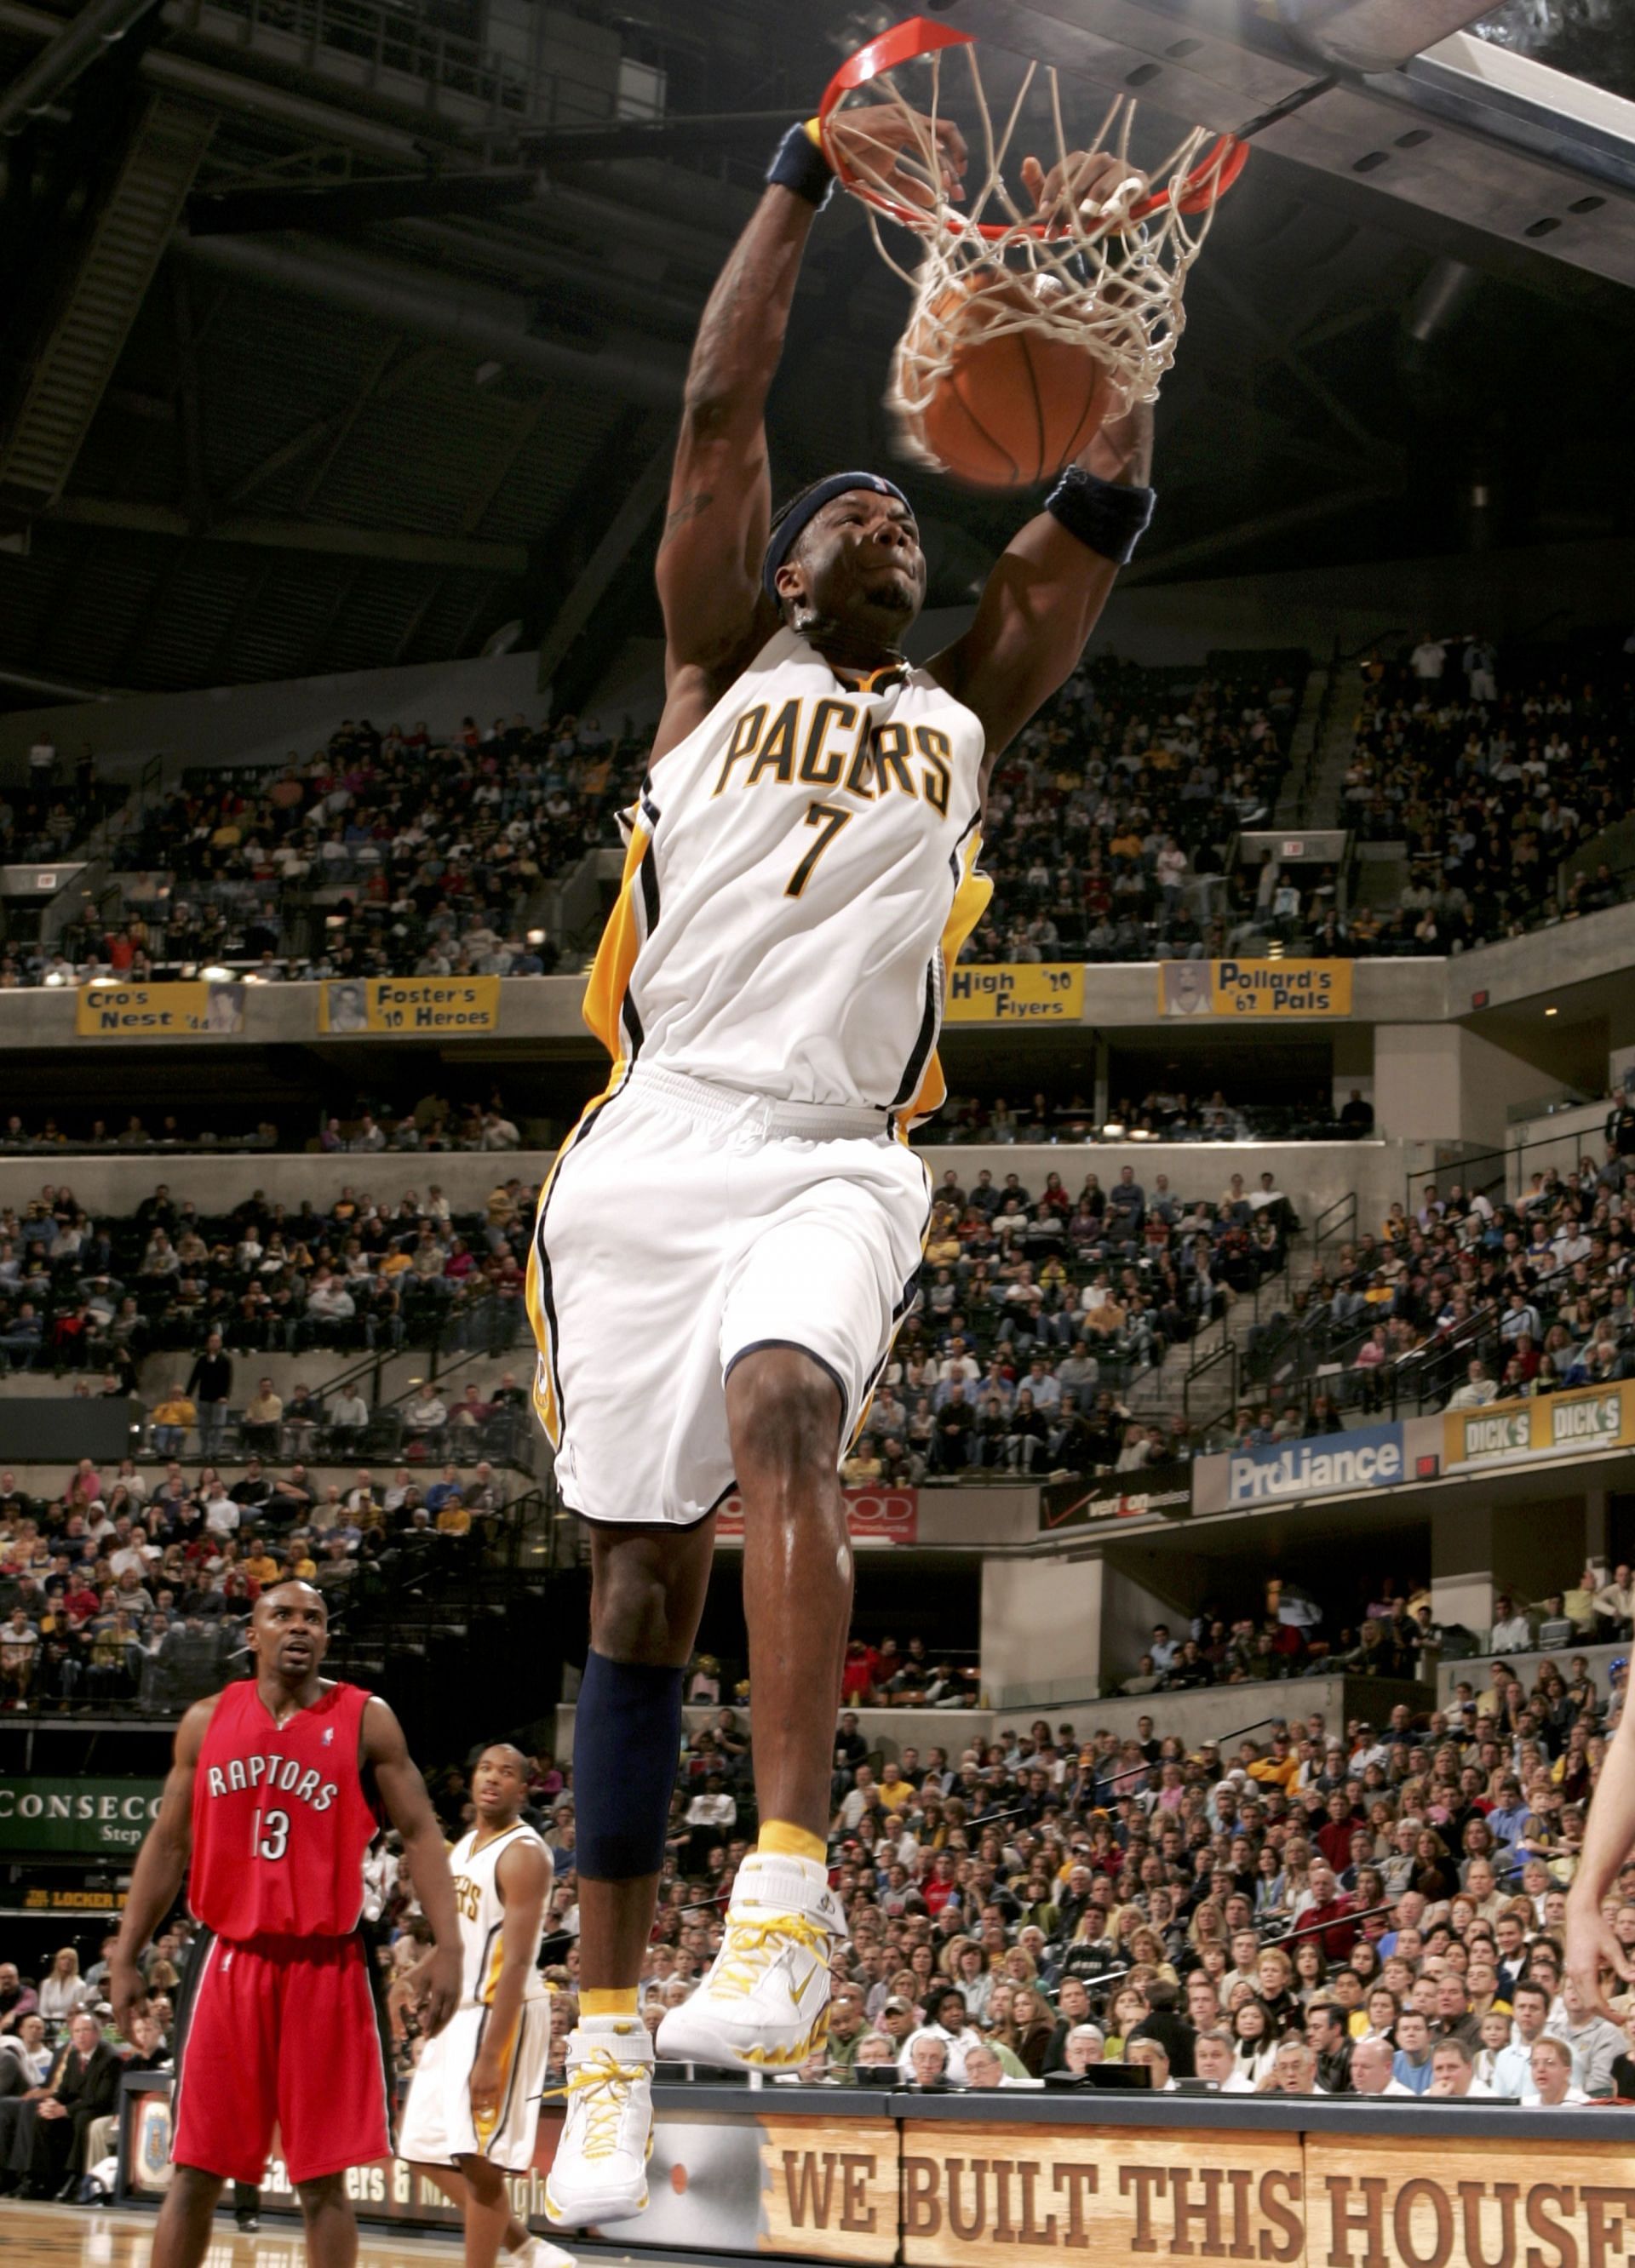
top-left (112, 1578), bottom-right (462, 2268)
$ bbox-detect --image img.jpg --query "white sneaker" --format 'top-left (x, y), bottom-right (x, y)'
top-left (542, 2019), bottom-right (654, 2229)
top-left (515, 2240), bottom-right (577, 2268)
top-left (654, 1853), bottom-right (845, 2070)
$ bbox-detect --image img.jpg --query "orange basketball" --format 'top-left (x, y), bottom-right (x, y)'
top-left (898, 271), bottom-right (1117, 489)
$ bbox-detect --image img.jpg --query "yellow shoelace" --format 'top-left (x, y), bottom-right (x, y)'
top-left (562, 2048), bottom-right (638, 2161)
top-left (712, 1913), bottom-right (829, 2001)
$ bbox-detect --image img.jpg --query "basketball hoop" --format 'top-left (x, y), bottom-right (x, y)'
top-left (818, 15), bottom-right (1247, 478)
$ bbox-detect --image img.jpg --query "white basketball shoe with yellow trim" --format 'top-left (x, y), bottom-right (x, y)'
top-left (654, 1853), bottom-right (845, 2070)
top-left (542, 2017), bottom-right (654, 2229)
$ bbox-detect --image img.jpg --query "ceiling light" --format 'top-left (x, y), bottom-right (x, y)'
top-left (1545, 1006), bottom-right (1558, 1017)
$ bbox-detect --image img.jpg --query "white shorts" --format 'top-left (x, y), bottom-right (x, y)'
top-left (397, 1998), bottom-right (550, 2172)
top-left (530, 1061), bottom-right (932, 1526)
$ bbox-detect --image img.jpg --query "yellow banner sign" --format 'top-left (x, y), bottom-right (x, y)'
top-left (319, 976), bottom-right (501, 1035)
top-left (1158, 959), bottom-right (1353, 1018)
top-left (76, 981), bottom-right (244, 1038)
top-left (944, 964), bottom-right (1085, 1023)
top-left (1444, 1379), bottom-right (1635, 1470)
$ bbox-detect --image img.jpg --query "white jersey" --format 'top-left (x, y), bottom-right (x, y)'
top-left (449, 1822), bottom-right (548, 2008)
top-left (582, 627), bottom-right (990, 1119)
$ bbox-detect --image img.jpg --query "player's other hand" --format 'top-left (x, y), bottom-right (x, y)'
top-left (823, 102), bottom-right (967, 207)
top-left (111, 1955), bottom-right (149, 2046)
top-left (1565, 1894), bottom-right (1633, 2021)
top-left (420, 1941), bottom-right (462, 2038)
top-left (468, 2046), bottom-right (502, 2125)
top-left (1021, 148), bottom-right (1148, 228)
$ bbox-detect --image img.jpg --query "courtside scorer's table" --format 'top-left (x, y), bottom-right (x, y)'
top-left (115, 2070), bottom-right (1635, 2268)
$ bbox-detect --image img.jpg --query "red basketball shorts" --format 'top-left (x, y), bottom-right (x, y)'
top-left (173, 1933), bottom-right (392, 2185)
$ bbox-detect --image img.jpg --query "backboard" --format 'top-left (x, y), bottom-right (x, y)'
top-left (922, 1), bottom-right (1635, 289)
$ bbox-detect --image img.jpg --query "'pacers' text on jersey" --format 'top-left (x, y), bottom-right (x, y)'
top-left (582, 628), bottom-right (991, 1118)
top-left (448, 1821), bottom-right (550, 2007)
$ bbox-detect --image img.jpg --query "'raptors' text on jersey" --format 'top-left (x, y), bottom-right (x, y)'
top-left (190, 1680), bottom-right (378, 1939)
top-left (582, 627), bottom-right (991, 1118)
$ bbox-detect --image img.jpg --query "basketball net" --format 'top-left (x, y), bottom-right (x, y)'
top-left (819, 19), bottom-right (1245, 473)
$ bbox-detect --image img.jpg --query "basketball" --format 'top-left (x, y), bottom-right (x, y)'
top-left (896, 270), bottom-right (1119, 489)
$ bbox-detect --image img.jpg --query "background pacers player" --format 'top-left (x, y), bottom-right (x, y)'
top-left (400, 1744), bottom-right (572, 2268)
top-left (535, 93), bottom-right (1162, 2229)
top-left (111, 1579), bottom-right (462, 2268)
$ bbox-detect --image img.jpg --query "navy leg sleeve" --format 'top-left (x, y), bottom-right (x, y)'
top-left (574, 1649), bottom-right (686, 1880)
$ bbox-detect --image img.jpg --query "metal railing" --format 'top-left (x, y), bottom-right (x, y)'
top-left (1182, 1337), bottom-right (1237, 1436)
top-left (1312, 1189), bottom-right (1357, 1265)
top-left (179, 0), bottom-right (631, 127)
top-left (1407, 1116), bottom-right (1620, 1216)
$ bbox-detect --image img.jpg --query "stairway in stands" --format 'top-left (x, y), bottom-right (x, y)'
top-left (0, 95), bottom-right (215, 513)
top-left (1122, 1219), bottom-right (1313, 1436)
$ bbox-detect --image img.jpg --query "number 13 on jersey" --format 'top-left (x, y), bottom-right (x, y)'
top-left (250, 1806), bottom-right (290, 1861)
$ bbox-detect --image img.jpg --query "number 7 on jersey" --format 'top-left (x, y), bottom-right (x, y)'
top-left (785, 800), bottom-right (853, 900)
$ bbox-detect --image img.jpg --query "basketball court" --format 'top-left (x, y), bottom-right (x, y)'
top-left (0, 2203), bottom-right (672, 2268)
top-left (0, 2202), bottom-right (456, 2268)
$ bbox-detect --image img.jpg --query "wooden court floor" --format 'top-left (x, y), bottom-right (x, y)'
top-left (0, 2201), bottom-right (475, 2268)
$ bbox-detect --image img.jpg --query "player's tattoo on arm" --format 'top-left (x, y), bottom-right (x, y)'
top-left (658, 490), bottom-right (715, 554)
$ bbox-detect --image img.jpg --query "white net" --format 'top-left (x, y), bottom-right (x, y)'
top-left (821, 34), bottom-right (1241, 475)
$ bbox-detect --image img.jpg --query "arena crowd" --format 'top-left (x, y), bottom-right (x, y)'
top-left (1241, 1135), bottom-right (1635, 1434)
top-left (0, 1177), bottom-right (536, 1381)
top-left (0, 1439), bottom-right (522, 1713)
top-left (12, 1662), bottom-right (1634, 2191)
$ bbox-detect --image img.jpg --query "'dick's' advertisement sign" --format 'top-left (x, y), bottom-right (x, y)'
top-left (1445, 1380), bottom-right (1635, 1471)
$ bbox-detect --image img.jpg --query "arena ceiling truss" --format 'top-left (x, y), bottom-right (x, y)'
top-left (0, 0), bottom-right (1628, 702)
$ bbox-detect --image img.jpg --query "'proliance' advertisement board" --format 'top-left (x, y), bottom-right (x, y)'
top-left (1193, 1418), bottom-right (1443, 1517)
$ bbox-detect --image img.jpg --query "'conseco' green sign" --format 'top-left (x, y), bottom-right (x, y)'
top-left (0, 1780), bottom-right (164, 1853)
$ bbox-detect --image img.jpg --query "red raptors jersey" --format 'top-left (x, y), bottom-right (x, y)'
top-left (191, 1680), bottom-right (377, 1940)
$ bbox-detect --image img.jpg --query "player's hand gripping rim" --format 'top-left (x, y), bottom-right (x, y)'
top-left (825, 100), bottom-right (967, 209)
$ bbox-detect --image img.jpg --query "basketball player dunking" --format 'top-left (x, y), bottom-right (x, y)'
top-left (400, 1744), bottom-right (574, 2268)
top-left (533, 101), bottom-right (1165, 2224)
top-left (112, 1580), bottom-right (463, 2268)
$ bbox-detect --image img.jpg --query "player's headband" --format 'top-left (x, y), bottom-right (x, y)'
top-left (761, 471), bottom-right (911, 601)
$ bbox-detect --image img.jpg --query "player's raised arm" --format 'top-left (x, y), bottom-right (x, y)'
top-left (930, 150), bottom-right (1160, 782)
top-left (653, 106), bottom-right (965, 744)
top-left (110, 1695), bottom-right (215, 2042)
top-left (933, 388), bottom-right (1152, 782)
top-left (364, 1697), bottom-right (463, 2034)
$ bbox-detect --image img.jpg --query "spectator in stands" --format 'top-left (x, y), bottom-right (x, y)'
top-left (1529, 2037), bottom-right (1589, 2107)
top-left (1491, 1598), bottom-right (1533, 1653)
top-left (185, 1334), bottom-right (232, 1459)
